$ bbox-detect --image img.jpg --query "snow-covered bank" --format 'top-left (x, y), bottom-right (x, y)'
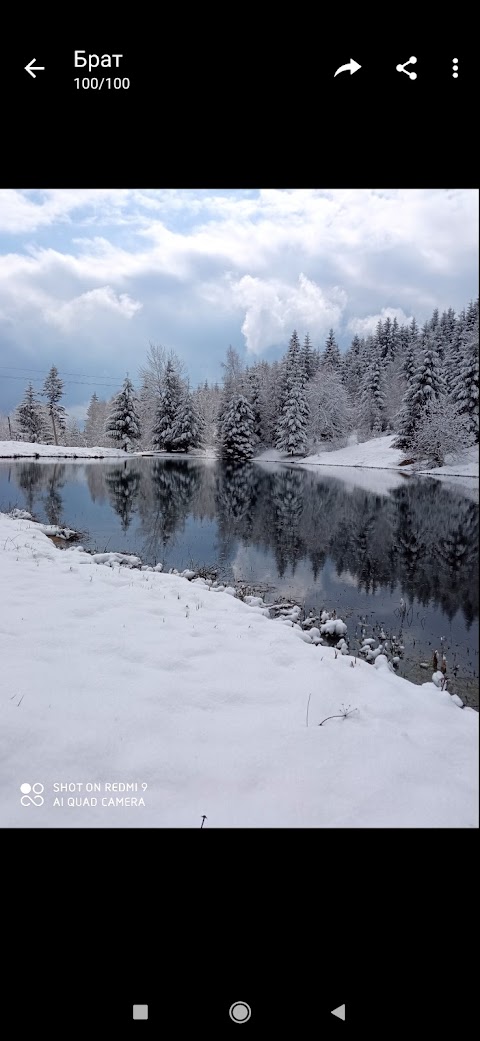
top-left (0, 440), bottom-right (218, 461)
top-left (1, 512), bottom-right (477, 828)
top-left (0, 440), bottom-right (143, 459)
top-left (257, 436), bottom-right (479, 481)
top-left (1, 438), bottom-right (476, 480)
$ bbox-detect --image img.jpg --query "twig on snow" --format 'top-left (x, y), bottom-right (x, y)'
top-left (306, 692), bottom-right (312, 727)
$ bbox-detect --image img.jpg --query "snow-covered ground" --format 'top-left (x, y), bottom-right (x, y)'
top-left (1, 511), bottom-right (477, 828)
top-left (0, 441), bottom-right (140, 459)
top-left (0, 441), bottom-right (217, 460)
top-left (258, 436), bottom-right (479, 480)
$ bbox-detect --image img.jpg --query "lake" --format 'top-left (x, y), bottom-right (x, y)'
top-left (1, 455), bottom-right (478, 708)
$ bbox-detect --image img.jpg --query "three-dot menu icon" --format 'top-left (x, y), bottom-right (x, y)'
top-left (452, 58), bottom-right (459, 78)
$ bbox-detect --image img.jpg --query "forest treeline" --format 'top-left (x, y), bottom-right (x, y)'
top-left (2, 298), bottom-right (478, 465)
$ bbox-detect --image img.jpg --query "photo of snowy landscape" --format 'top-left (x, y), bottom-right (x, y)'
top-left (0, 188), bottom-right (478, 827)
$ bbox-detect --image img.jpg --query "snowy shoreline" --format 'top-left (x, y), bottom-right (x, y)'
top-left (1, 436), bottom-right (476, 483)
top-left (257, 435), bottom-right (479, 482)
top-left (1, 509), bottom-right (477, 828)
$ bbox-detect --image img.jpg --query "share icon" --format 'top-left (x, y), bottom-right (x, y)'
top-left (396, 56), bottom-right (417, 79)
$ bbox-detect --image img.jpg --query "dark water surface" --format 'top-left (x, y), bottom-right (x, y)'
top-left (1, 456), bottom-right (478, 708)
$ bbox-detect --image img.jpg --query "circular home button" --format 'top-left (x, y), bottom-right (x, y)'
top-left (229, 1002), bottom-right (252, 1023)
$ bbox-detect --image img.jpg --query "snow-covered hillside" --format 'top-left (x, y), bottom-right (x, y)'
top-left (258, 435), bottom-right (479, 480)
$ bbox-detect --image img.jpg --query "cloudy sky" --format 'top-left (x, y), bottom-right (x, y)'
top-left (0, 188), bottom-right (477, 419)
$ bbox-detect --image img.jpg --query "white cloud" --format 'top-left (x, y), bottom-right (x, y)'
top-left (0, 189), bottom-right (477, 411)
top-left (227, 274), bottom-right (347, 353)
top-left (44, 287), bottom-right (142, 330)
top-left (0, 189), bottom-right (133, 234)
top-left (347, 307), bottom-right (413, 337)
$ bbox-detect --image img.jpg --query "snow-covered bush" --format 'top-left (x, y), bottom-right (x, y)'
top-left (307, 369), bottom-right (351, 447)
top-left (412, 396), bottom-right (475, 467)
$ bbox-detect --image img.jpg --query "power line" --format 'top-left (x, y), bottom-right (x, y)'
top-left (0, 373), bottom-right (121, 387)
top-left (0, 365), bottom-right (124, 379)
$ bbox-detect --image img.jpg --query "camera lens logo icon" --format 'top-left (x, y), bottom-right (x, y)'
top-left (20, 782), bottom-right (44, 806)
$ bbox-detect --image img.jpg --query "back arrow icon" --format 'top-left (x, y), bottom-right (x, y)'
top-left (25, 59), bottom-right (45, 78)
top-left (334, 59), bottom-right (361, 77)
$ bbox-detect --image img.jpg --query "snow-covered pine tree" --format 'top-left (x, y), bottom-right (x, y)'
top-left (274, 330), bottom-right (298, 417)
top-left (217, 346), bottom-right (244, 433)
top-left (390, 316), bottom-right (401, 363)
top-left (434, 308), bottom-right (455, 367)
top-left (220, 394), bottom-right (255, 461)
top-left (451, 316), bottom-right (479, 442)
top-left (244, 367), bottom-right (263, 449)
top-left (137, 345), bottom-right (185, 450)
top-left (465, 298), bottom-right (479, 330)
top-left (151, 360), bottom-right (183, 451)
top-left (358, 347), bottom-right (388, 435)
top-left (172, 390), bottom-right (203, 452)
top-left (85, 393), bottom-right (108, 447)
top-left (105, 376), bottom-right (141, 452)
top-left (429, 307), bottom-right (440, 332)
top-left (341, 334), bottom-right (364, 397)
top-left (321, 329), bottom-right (341, 371)
top-left (301, 333), bottom-right (317, 379)
top-left (276, 377), bottom-right (310, 455)
top-left (394, 338), bottom-right (446, 452)
top-left (401, 339), bottom-right (417, 383)
top-left (258, 360), bottom-right (282, 448)
top-left (16, 383), bottom-right (44, 442)
top-left (409, 316), bottom-right (419, 348)
top-left (42, 365), bottom-right (67, 445)
top-left (373, 315), bottom-right (400, 365)
top-left (374, 318), bottom-right (385, 358)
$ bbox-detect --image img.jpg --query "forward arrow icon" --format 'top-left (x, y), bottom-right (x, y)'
top-left (334, 59), bottom-right (361, 77)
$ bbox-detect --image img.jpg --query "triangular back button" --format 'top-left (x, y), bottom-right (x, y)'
top-left (331, 1004), bottom-right (345, 1021)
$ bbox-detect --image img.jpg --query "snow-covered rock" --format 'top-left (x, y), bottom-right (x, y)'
top-left (374, 654), bottom-right (394, 672)
top-left (91, 552), bottom-right (142, 568)
top-left (10, 508), bottom-right (33, 520)
top-left (38, 524), bottom-right (79, 540)
top-left (320, 618), bottom-right (347, 637)
top-left (308, 627), bottom-right (323, 644)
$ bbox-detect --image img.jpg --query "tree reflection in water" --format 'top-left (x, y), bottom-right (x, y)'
top-left (5, 458), bottom-right (478, 627)
top-left (104, 461), bottom-right (142, 533)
